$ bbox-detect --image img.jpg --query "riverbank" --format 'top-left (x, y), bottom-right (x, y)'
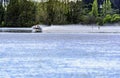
top-left (42, 25), bottom-right (120, 33)
top-left (0, 25), bottom-right (120, 33)
top-left (0, 28), bottom-right (32, 33)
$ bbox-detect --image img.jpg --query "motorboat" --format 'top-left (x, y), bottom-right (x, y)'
top-left (32, 25), bottom-right (42, 33)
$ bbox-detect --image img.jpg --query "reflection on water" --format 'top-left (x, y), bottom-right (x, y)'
top-left (0, 33), bottom-right (120, 78)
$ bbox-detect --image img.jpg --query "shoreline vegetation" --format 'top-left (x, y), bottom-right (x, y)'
top-left (0, 0), bottom-right (120, 27)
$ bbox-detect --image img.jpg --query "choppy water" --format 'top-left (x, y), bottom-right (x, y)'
top-left (0, 33), bottom-right (120, 78)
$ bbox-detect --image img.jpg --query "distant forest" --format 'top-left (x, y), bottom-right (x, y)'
top-left (0, 0), bottom-right (120, 27)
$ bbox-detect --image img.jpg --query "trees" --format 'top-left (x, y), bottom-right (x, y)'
top-left (0, 3), bottom-right (4, 26)
top-left (35, 2), bottom-right (47, 24)
top-left (52, 0), bottom-right (68, 24)
top-left (46, 0), bottom-right (54, 25)
top-left (45, 0), bottom-right (69, 25)
top-left (5, 0), bottom-right (20, 26)
top-left (18, 0), bottom-right (36, 26)
top-left (90, 0), bottom-right (98, 17)
top-left (102, 0), bottom-right (112, 15)
top-left (67, 1), bottom-right (84, 24)
top-left (5, 0), bottom-right (36, 27)
top-left (1, 0), bottom-right (120, 26)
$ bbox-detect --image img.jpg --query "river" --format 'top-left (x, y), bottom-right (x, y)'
top-left (0, 33), bottom-right (120, 78)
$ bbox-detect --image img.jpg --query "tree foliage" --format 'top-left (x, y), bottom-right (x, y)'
top-left (90, 0), bottom-right (98, 17)
top-left (18, 0), bottom-right (36, 26)
top-left (5, 0), bottom-right (36, 27)
top-left (5, 0), bottom-right (20, 26)
top-left (67, 1), bottom-right (83, 24)
top-left (0, 0), bottom-right (120, 27)
top-left (0, 3), bottom-right (4, 26)
top-left (102, 0), bottom-right (112, 15)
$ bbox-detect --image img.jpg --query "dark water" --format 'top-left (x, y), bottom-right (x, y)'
top-left (0, 33), bottom-right (120, 78)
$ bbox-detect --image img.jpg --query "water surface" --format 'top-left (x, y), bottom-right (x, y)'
top-left (0, 33), bottom-right (120, 78)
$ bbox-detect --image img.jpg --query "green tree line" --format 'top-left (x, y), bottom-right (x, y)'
top-left (0, 0), bottom-right (120, 27)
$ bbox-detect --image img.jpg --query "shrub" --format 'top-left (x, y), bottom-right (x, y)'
top-left (81, 15), bottom-right (96, 24)
top-left (111, 14), bottom-right (120, 23)
top-left (103, 14), bottom-right (112, 23)
top-left (96, 17), bottom-right (104, 26)
top-left (1, 21), bottom-right (5, 27)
